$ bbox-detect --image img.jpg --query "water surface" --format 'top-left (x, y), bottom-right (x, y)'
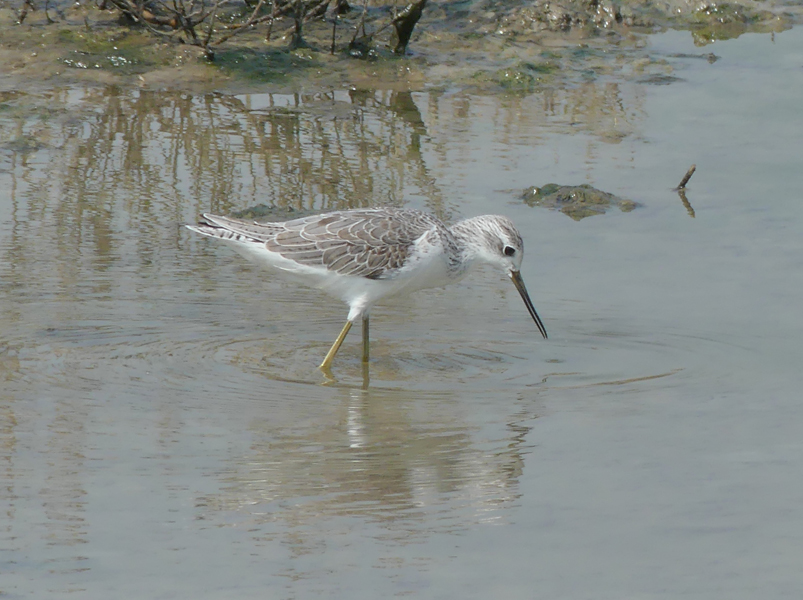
top-left (1, 28), bottom-right (803, 599)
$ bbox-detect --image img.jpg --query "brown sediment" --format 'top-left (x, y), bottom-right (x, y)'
top-left (0, 0), bottom-right (799, 92)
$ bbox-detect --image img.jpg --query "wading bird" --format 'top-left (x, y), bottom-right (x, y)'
top-left (186, 207), bottom-right (547, 372)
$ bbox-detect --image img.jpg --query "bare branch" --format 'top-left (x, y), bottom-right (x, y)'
top-left (676, 164), bottom-right (696, 190)
top-left (212, 0), bottom-right (299, 46)
top-left (202, 0), bottom-right (219, 51)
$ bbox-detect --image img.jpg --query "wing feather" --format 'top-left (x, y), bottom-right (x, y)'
top-left (194, 209), bottom-right (441, 279)
top-left (265, 208), bottom-right (439, 279)
top-left (200, 214), bottom-right (282, 242)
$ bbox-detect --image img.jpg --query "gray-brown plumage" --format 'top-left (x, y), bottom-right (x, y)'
top-left (192, 209), bottom-right (446, 280)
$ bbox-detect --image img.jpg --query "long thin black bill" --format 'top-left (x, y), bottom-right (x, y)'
top-left (509, 270), bottom-right (548, 339)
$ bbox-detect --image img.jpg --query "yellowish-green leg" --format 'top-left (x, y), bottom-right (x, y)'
top-left (320, 320), bottom-right (353, 372)
top-left (362, 316), bottom-right (369, 364)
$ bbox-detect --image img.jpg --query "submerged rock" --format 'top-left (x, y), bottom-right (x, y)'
top-left (520, 183), bottom-right (638, 220)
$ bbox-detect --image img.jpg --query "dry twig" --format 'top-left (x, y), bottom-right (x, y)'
top-left (676, 164), bottom-right (696, 190)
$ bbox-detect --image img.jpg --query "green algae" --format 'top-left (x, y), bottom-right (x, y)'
top-left (521, 184), bottom-right (638, 220)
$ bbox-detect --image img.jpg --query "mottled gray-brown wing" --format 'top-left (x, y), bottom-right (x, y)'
top-left (267, 209), bottom-right (437, 279)
top-left (198, 214), bottom-right (284, 242)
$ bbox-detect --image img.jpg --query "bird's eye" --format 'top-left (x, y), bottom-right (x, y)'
top-left (503, 246), bottom-right (516, 257)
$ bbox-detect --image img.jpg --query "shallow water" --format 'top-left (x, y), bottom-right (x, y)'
top-left (2, 28), bottom-right (803, 598)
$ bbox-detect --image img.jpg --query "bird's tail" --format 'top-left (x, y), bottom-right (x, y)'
top-left (186, 213), bottom-right (281, 244)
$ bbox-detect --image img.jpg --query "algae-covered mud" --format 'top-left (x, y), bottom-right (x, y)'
top-left (520, 183), bottom-right (638, 220)
top-left (1, 0), bottom-right (801, 91)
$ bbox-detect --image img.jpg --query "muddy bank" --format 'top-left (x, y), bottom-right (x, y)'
top-left (0, 0), bottom-right (799, 92)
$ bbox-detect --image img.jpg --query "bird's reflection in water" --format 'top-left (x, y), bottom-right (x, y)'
top-left (197, 387), bottom-right (536, 545)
